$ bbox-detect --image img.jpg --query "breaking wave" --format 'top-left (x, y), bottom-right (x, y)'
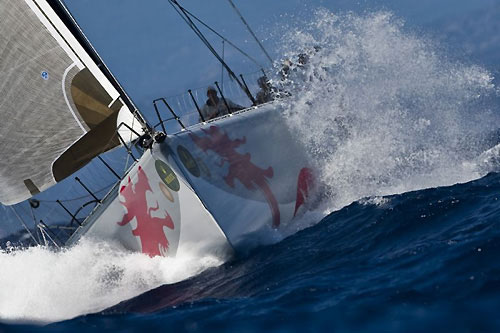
top-left (273, 10), bottom-right (499, 212)
top-left (0, 240), bottom-right (222, 324)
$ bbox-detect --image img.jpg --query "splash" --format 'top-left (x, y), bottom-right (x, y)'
top-left (0, 239), bottom-right (223, 324)
top-left (273, 10), bottom-right (499, 211)
top-left (1, 9), bottom-right (499, 326)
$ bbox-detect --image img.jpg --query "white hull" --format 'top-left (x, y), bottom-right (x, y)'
top-left (68, 103), bottom-right (315, 257)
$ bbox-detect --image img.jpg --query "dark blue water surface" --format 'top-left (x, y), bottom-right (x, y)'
top-left (4, 172), bottom-right (500, 332)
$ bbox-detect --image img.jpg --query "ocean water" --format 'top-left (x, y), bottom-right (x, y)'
top-left (2, 8), bottom-right (500, 332)
top-left (3, 174), bottom-right (500, 332)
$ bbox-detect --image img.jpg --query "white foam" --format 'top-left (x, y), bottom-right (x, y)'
top-left (2, 9), bottom-right (499, 326)
top-left (0, 239), bottom-right (223, 324)
top-left (274, 10), bottom-right (498, 213)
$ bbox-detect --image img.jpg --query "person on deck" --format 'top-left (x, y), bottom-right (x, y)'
top-left (199, 86), bottom-right (244, 121)
top-left (255, 76), bottom-right (276, 104)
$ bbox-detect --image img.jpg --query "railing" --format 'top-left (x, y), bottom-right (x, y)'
top-left (4, 124), bottom-right (148, 249)
top-left (3, 69), bottom-right (281, 249)
top-left (152, 70), bottom-right (268, 134)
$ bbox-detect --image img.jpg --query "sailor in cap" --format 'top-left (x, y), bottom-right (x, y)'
top-left (200, 86), bottom-right (244, 121)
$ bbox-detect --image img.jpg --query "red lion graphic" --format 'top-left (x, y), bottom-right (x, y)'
top-left (117, 166), bottom-right (175, 257)
top-left (294, 168), bottom-right (314, 217)
top-left (190, 126), bottom-right (281, 228)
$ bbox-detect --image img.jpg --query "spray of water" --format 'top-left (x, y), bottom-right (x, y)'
top-left (0, 240), bottom-right (223, 324)
top-left (1, 10), bottom-right (499, 325)
top-left (273, 10), bottom-right (499, 211)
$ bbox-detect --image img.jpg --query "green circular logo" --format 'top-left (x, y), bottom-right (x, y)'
top-left (155, 160), bottom-right (180, 192)
top-left (177, 145), bottom-right (200, 178)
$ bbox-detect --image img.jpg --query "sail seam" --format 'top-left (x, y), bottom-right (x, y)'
top-left (0, 45), bottom-right (60, 79)
top-left (0, 46), bottom-right (65, 114)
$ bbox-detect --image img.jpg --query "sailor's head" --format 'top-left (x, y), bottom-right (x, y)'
top-left (207, 86), bottom-right (217, 98)
top-left (257, 76), bottom-right (271, 90)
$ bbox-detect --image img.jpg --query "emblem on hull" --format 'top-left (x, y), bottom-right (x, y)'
top-left (116, 166), bottom-right (176, 257)
top-left (190, 126), bottom-right (281, 228)
top-left (177, 145), bottom-right (200, 177)
top-left (155, 160), bottom-right (180, 192)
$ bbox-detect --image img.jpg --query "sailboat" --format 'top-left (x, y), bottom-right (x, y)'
top-left (1, 0), bottom-right (316, 258)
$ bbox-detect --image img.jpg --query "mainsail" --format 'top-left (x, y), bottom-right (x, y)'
top-left (0, 0), bottom-right (143, 205)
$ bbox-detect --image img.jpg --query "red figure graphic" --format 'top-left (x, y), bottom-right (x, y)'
top-left (117, 166), bottom-right (175, 257)
top-left (294, 168), bottom-right (314, 217)
top-left (190, 126), bottom-right (281, 228)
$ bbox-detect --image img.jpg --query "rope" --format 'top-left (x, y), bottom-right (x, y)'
top-left (226, 0), bottom-right (273, 65)
top-left (181, 7), bottom-right (264, 69)
top-left (168, 0), bottom-right (255, 103)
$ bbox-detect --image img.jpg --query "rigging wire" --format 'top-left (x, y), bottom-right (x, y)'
top-left (221, 40), bottom-right (225, 91)
top-left (10, 206), bottom-right (39, 245)
top-left (36, 182), bottom-right (116, 203)
top-left (180, 6), bottom-right (264, 69)
top-left (225, 0), bottom-right (273, 65)
top-left (53, 0), bottom-right (151, 134)
top-left (167, 0), bottom-right (255, 104)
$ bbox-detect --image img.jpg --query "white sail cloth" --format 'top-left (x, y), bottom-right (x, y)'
top-left (0, 0), bottom-right (135, 205)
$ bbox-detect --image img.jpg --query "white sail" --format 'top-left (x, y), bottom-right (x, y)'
top-left (0, 0), bottom-right (140, 205)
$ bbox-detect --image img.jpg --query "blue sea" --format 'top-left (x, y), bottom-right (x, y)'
top-left (3, 173), bottom-right (500, 332)
top-left (2, 1), bottom-right (500, 332)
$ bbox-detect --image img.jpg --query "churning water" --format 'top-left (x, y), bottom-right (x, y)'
top-left (1, 9), bottom-right (500, 331)
top-left (0, 240), bottom-right (222, 324)
top-left (276, 10), bottom-right (499, 211)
